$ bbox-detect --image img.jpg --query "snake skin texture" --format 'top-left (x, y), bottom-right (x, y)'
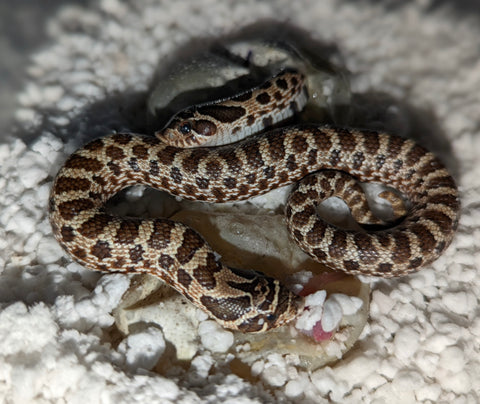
top-left (49, 70), bottom-right (460, 332)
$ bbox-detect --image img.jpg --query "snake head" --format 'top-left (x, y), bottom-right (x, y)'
top-left (156, 111), bottom-right (218, 148)
top-left (234, 275), bottom-right (305, 333)
top-left (200, 267), bottom-right (304, 333)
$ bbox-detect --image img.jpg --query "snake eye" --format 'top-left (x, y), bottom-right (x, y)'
top-left (179, 122), bottom-right (192, 135)
top-left (266, 313), bottom-right (276, 322)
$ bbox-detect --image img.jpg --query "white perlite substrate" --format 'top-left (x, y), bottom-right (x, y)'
top-left (1, 1), bottom-right (479, 403)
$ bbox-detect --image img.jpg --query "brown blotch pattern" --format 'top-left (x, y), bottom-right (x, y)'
top-left (157, 146), bottom-right (178, 166)
top-left (55, 177), bottom-right (91, 194)
top-left (246, 114), bottom-right (255, 125)
top-left (244, 143), bottom-right (264, 169)
top-left (170, 166), bottom-right (183, 184)
top-left (175, 228), bottom-right (204, 265)
top-left (305, 220), bottom-right (327, 245)
top-left (158, 254), bottom-right (175, 272)
top-left (387, 136), bottom-right (405, 158)
top-left (106, 145), bottom-right (125, 160)
top-left (405, 144), bottom-right (427, 166)
top-left (84, 138), bottom-right (104, 151)
top-left (292, 135), bottom-right (308, 153)
top-left (352, 151), bottom-right (365, 170)
top-left (364, 132), bottom-right (380, 155)
top-left (256, 92), bottom-right (271, 105)
top-left (107, 161), bottom-right (121, 176)
top-left (223, 177), bottom-right (237, 189)
top-left (391, 233), bottom-right (411, 263)
top-left (115, 220), bottom-right (139, 244)
top-left (232, 91), bottom-right (252, 102)
top-left (344, 260), bottom-right (360, 272)
top-left (200, 295), bottom-right (251, 321)
top-left (129, 245), bottom-right (144, 263)
top-left (193, 253), bottom-right (221, 290)
top-left (378, 262), bottom-right (393, 272)
top-left (337, 129), bottom-right (356, 153)
top-left (177, 268), bottom-right (193, 289)
top-left (262, 116), bottom-right (273, 128)
top-left (328, 230), bottom-right (347, 258)
top-left (182, 149), bottom-right (208, 174)
top-left (111, 133), bottom-right (133, 144)
top-left (91, 240), bottom-right (111, 259)
top-left (149, 160), bottom-right (159, 177)
top-left (205, 160), bottom-right (221, 180)
top-left (354, 233), bottom-right (378, 264)
top-left (276, 78), bottom-right (288, 90)
top-left (128, 158), bottom-right (140, 172)
top-left (329, 149), bottom-right (341, 167)
top-left (132, 145), bottom-right (148, 159)
top-left (78, 213), bottom-right (111, 239)
top-left (60, 226), bottom-right (76, 242)
top-left (58, 198), bottom-right (95, 221)
top-left (65, 155), bottom-right (103, 171)
top-left (197, 105), bottom-right (246, 123)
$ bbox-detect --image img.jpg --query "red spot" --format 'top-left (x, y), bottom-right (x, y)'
top-left (312, 321), bottom-right (335, 342)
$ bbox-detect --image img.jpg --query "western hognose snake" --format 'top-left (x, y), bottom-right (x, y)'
top-left (49, 70), bottom-right (459, 332)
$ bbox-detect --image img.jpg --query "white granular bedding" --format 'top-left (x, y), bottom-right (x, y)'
top-left (1, 1), bottom-right (479, 403)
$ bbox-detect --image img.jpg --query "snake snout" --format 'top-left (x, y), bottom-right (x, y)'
top-left (271, 286), bottom-right (304, 328)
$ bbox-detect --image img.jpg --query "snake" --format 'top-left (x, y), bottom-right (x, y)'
top-left (49, 69), bottom-right (460, 333)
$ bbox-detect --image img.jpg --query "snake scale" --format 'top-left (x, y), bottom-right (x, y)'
top-left (49, 69), bottom-right (459, 333)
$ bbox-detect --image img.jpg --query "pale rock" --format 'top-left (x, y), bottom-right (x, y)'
top-left (262, 353), bottom-right (288, 387)
top-left (422, 333), bottom-right (455, 353)
top-left (415, 352), bottom-right (440, 375)
top-left (335, 354), bottom-right (379, 384)
top-left (6, 211), bottom-right (36, 235)
top-left (437, 369), bottom-right (472, 395)
top-left (393, 327), bottom-right (420, 361)
top-left (390, 302), bottom-right (418, 323)
top-left (190, 353), bottom-right (214, 379)
top-left (0, 302), bottom-right (57, 355)
top-left (364, 373), bottom-right (387, 391)
top-left (378, 358), bottom-right (401, 380)
top-left (36, 237), bottom-right (65, 264)
top-left (17, 150), bottom-right (50, 189)
top-left (295, 290), bottom-right (326, 331)
top-left (118, 326), bottom-right (165, 371)
top-left (262, 363), bottom-right (287, 387)
top-left (393, 369), bottom-right (424, 391)
top-left (250, 360), bottom-right (264, 377)
top-left (439, 346), bottom-right (465, 373)
top-left (371, 290), bottom-right (396, 315)
top-left (329, 293), bottom-right (363, 315)
top-left (310, 369), bottom-right (338, 396)
top-left (321, 298), bottom-right (343, 332)
top-left (198, 320), bottom-right (234, 353)
top-left (441, 291), bottom-right (475, 316)
top-left (415, 383), bottom-right (442, 402)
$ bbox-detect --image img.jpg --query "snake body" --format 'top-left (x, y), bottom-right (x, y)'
top-left (49, 70), bottom-right (459, 332)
